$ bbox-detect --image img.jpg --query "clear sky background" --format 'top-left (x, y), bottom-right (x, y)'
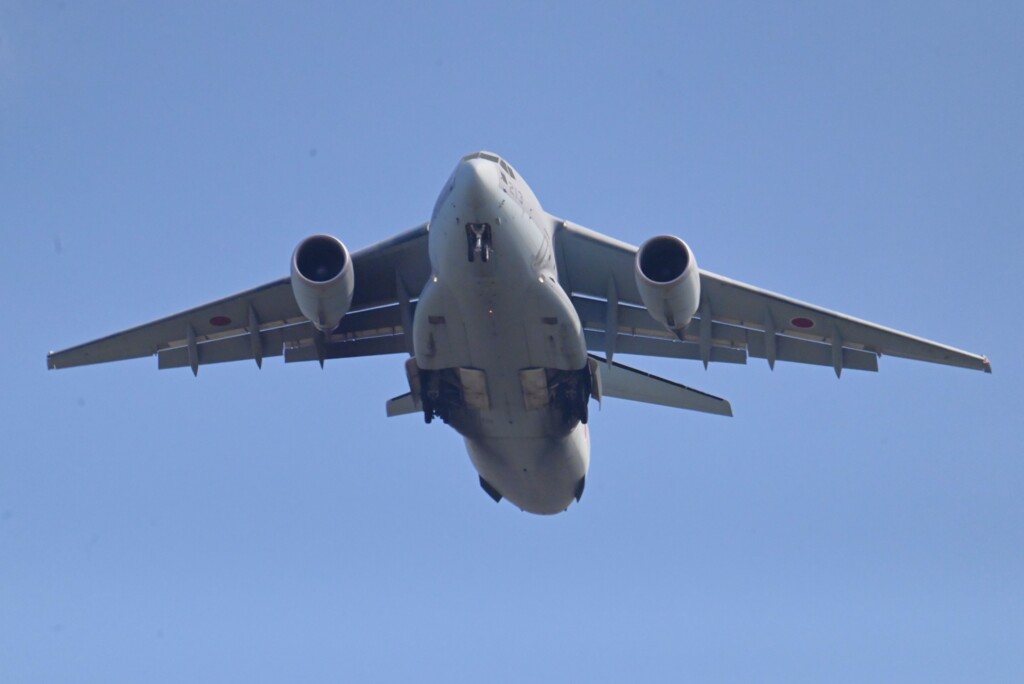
top-left (2, 2), bottom-right (1021, 682)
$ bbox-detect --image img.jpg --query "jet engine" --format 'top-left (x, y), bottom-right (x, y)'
top-left (290, 234), bottom-right (354, 331)
top-left (634, 235), bottom-right (700, 333)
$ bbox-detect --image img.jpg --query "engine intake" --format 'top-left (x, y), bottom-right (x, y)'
top-left (635, 235), bottom-right (700, 332)
top-left (290, 234), bottom-right (354, 331)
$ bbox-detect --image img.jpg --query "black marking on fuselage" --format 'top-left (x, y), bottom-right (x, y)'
top-left (574, 474), bottom-right (586, 502)
top-left (479, 476), bottom-right (502, 503)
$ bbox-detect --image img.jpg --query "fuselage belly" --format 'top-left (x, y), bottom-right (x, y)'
top-left (412, 154), bottom-right (590, 514)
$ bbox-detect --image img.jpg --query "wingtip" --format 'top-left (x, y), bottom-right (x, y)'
top-left (982, 356), bottom-right (992, 374)
top-left (46, 353), bottom-right (57, 370)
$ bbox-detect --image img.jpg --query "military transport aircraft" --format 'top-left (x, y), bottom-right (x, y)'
top-left (48, 151), bottom-right (991, 514)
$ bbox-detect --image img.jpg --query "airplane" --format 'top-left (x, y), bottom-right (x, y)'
top-left (48, 151), bottom-right (991, 514)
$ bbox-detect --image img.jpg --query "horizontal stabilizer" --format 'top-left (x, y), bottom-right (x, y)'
top-left (592, 357), bottom-right (733, 417)
top-left (386, 392), bottom-right (420, 417)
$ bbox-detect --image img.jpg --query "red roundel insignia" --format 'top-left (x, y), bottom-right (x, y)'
top-left (791, 317), bottom-right (814, 329)
top-left (209, 315), bottom-right (232, 327)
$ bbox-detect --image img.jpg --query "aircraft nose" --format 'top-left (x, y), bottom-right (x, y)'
top-left (454, 158), bottom-right (496, 207)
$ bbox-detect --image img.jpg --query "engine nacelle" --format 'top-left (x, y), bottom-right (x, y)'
top-left (290, 234), bottom-right (354, 332)
top-left (634, 235), bottom-right (701, 333)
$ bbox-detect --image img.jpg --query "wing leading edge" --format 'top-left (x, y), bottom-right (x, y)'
top-left (47, 223), bottom-right (431, 373)
top-left (554, 218), bottom-right (991, 376)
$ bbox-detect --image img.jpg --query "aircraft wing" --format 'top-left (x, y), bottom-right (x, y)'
top-left (553, 219), bottom-right (991, 375)
top-left (47, 223), bottom-right (431, 373)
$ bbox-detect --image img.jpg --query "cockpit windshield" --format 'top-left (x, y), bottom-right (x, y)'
top-left (461, 151), bottom-right (501, 164)
top-left (461, 151), bottom-right (518, 181)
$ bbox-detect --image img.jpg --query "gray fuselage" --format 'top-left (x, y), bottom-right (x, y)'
top-left (412, 153), bottom-right (591, 514)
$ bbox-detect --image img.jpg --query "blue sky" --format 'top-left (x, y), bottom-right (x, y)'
top-left (2, 2), bottom-right (1021, 682)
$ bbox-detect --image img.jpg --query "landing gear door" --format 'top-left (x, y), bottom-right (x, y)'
top-left (520, 367), bottom-right (550, 411)
top-left (458, 367), bottom-right (491, 411)
top-left (588, 356), bottom-right (603, 405)
top-left (404, 357), bottom-right (423, 409)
